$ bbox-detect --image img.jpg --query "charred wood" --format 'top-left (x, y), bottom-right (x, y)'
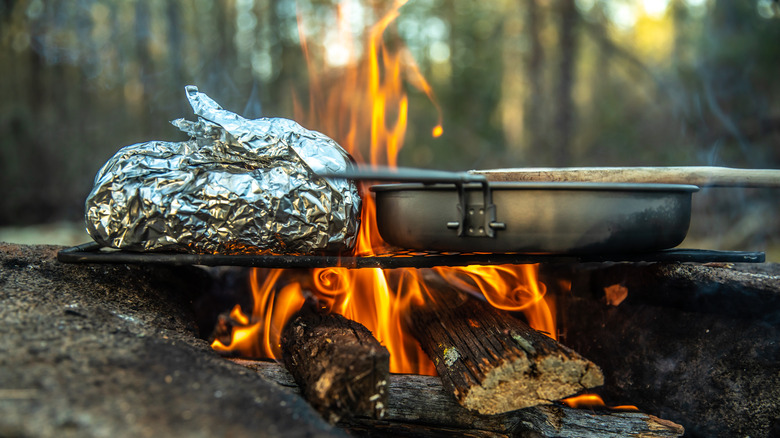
top-left (512, 406), bottom-right (684, 438)
top-left (563, 262), bottom-right (780, 438)
top-left (210, 310), bottom-right (246, 351)
top-left (345, 420), bottom-right (509, 438)
top-left (280, 300), bottom-right (390, 423)
top-left (405, 287), bottom-right (603, 415)
top-left (238, 360), bottom-right (684, 438)
top-left (575, 262), bottom-right (780, 323)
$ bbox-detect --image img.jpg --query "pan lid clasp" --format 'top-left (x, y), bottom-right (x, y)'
top-left (450, 180), bottom-right (505, 238)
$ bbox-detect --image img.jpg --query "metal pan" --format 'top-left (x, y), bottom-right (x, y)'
top-left (324, 165), bottom-right (780, 254)
top-left (371, 182), bottom-right (697, 254)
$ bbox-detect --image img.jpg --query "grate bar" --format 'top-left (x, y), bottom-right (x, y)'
top-left (57, 242), bottom-right (766, 269)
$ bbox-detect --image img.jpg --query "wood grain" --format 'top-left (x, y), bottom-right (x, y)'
top-left (471, 166), bottom-right (780, 187)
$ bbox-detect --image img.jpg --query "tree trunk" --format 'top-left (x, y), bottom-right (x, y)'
top-left (554, 0), bottom-right (577, 166)
top-left (526, 0), bottom-right (545, 162)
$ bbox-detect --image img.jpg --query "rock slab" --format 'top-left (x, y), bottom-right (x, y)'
top-left (0, 243), bottom-right (341, 438)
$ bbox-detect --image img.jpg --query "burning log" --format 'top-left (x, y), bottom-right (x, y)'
top-left (237, 360), bottom-right (684, 438)
top-left (405, 286), bottom-right (604, 415)
top-left (280, 299), bottom-right (390, 423)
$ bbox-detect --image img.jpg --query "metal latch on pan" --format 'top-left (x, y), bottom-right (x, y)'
top-left (319, 166), bottom-right (505, 238)
top-left (445, 176), bottom-right (506, 238)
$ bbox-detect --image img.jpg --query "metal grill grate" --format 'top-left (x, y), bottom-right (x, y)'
top-left (57, 242), bottom-right (765, 269)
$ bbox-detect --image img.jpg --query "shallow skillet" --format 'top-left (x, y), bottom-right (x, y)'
top-left (327, 166), bottom-right (780, 254)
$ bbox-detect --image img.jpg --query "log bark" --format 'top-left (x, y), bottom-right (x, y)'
top-left (280, 300), bottom-right (390, 423)
top-left (239, 360), bottom-right (684, 438)
top-left (405, 288), bottom-right (603, 415)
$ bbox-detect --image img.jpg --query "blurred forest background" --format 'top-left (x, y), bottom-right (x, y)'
top-left (1, 0), bottom-right (779, 257)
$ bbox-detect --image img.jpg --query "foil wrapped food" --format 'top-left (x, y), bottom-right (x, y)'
top-left (85, 86), bottom-right (361, 254)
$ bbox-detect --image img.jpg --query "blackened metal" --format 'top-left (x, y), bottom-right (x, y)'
top-left (58, 242), bottom-right (765, 269)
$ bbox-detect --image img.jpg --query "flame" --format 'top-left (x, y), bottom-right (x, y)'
top-left (211, 270), bottom-right (305, 359)
top-left (432, 264), bottom-right (556, 339)
top-left (229, 304), bottom-right (249, 326)
top-left (561, 394), bottom-right (639, 411)
top-left (211, 1), bottom-right (557, 375)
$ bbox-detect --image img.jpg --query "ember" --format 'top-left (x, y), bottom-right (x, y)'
top-left (561, 393), bottom-right (638, 411)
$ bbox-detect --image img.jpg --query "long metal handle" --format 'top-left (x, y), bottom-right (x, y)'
top-left (319, 165), bottom-right (488, 184)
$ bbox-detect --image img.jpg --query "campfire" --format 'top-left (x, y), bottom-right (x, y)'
top-left (209, 0), bottom-right (568, 381)
top-left (37, 2), bottom-right (778, 436)
top-left (143, 4), bottom-right (780, 438)
top-left (201, 2), bottom-right (678, 435)
top-left (208, 1), bottom-right (562, 376)
top-left (4, 1), bottom-right (780, 437)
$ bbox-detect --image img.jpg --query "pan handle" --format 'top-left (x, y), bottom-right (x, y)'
top-left (469, 166), bottom-right (780, 187)
top-left (318, 165), bottom-right (486, 184)
top-left (319, 166), bottom-right (506, 238)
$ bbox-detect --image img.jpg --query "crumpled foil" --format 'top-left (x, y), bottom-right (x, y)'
top-left (85, 85), bottom-right (361, 254)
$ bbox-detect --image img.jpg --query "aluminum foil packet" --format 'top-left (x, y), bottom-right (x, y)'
top-left (85, 85), bottom-right (361, 254)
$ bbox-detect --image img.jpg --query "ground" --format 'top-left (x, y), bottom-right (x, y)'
top-left (0, 243), bottom-right (342, 438)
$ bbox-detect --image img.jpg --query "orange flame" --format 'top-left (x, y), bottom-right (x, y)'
top-left (561, 393), bottom-right (639, 411)
top-left (211, 270), bottom-right (306, 359)
top-left (211, 1), bottom-right (557, 376)
top-left (433, 264), bottom-right (556, 339)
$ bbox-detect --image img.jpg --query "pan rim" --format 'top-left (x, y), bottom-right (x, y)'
top-left (369, 182), bottom-right (700, 193)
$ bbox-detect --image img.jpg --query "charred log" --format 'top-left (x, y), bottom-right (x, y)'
top-left (343, 420), bottom-right (509, 438)
top-left (280, 300), bottom-right (390, 423)
top-left (563, 262), bottom-right (780, 438)
top-left (239, 360), bottom-right (684, 438)
top-left (405, 287), bottom-right (603, 415)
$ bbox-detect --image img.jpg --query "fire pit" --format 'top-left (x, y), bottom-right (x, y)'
top-left (6, 241), bottom-right (780, 436)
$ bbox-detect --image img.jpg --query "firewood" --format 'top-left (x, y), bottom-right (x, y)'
top-left (237, 360), bottom-right (684, 438)
top-left (405, 287), bottom-right (604, 415)
top-left (280, 299), bottom-right (390, 423)
top-left (344, 420), bottom-right (510, 438)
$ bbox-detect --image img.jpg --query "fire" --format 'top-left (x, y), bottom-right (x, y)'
top-left (432, 264), bottom-right (556, 339)
top-left (211, 1), bottom-right (556, 375)
top-left (561, 394), bottom-right (639, 411)
top-left (211, 270), bottom-right (305, 359)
